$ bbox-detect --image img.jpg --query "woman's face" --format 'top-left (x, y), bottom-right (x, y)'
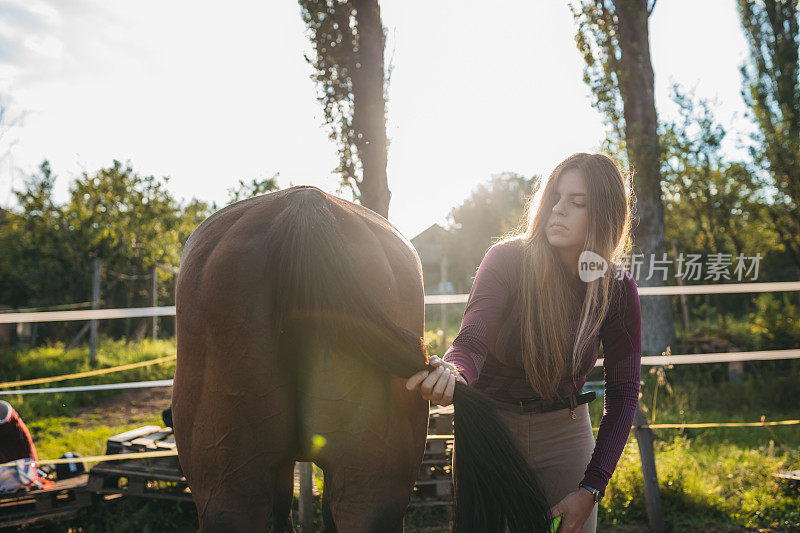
top-left (545, 168), bottom-right (589, 250)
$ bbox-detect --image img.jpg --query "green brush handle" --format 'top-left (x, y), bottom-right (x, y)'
top-left (549, 515), bottom-right (562, 533)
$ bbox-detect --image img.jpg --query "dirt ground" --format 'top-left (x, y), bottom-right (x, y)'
top-left (77, 385), bottom-right (173, 428)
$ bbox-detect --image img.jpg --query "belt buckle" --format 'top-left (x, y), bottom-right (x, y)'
top-left (518, 398), bottom-right (537, 413)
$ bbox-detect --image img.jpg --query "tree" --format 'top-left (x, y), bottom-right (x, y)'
top-left (737, 0), bottom-right (800, 275)
top-left (0, 161), bottom-right (64, 308)
top-left (444, 172), bottom-right (536, 292)
top-left (226, 173), bottom-right (281, 205)
top-left (661, 84), bottom-right (777, 327)
top-left (0, 159), bottom-right (212, 341)
top-left (298, 0), bottom-right (392, 217)
top-left (571, 0), bottom-right (676, 357)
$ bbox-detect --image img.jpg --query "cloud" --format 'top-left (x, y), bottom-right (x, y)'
top-left (0, 0), bottom-right (154, 93)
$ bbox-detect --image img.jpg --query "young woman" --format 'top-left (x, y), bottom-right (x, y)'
top-left (406, 152), bottom-right (642, 533)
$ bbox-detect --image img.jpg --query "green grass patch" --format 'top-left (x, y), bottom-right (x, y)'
top-left (0, 336), bottom-right (176, 422)
top-left (2, 335), bottom-right (799, 531)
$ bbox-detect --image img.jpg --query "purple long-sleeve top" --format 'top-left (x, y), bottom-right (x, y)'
top-left (443, 238), bottom-right (642, 495)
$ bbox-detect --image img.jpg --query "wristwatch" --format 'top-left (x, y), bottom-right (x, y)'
top-left (579, 483), bottom-right (603, 503)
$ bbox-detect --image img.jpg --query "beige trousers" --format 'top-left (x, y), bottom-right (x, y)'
top-left (493, 401), bottom-right (598, 533)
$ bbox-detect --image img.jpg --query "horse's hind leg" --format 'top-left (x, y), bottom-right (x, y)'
top-left (321, 449), bottom-right (420, 533)
top-left (173, 326), bottom-right (298, 531)
top-left (272, 461), bottom-right (296, 532)
top-left (305, 371), bottom-right (428, 533)
top-left (321, 476), bottom-right (336, 533)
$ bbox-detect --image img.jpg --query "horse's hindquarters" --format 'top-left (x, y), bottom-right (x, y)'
top-left (173, 186), bottom-right (429, 532)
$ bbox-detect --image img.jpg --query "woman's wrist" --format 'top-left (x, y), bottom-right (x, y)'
top-left (578, 482), bottom-right (603, 503)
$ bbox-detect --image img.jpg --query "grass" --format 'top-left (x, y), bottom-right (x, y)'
top-left (0, 337), bottom-right (177, 425)
top-left (2, 328), bottom-right (799, 531)
top-left (589, 362), bottom-right (800, 531)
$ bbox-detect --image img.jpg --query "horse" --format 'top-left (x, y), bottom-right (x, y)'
top-left (172, 185), bottom-right (552, 532)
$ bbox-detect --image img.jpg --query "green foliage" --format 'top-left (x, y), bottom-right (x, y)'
top-left (0, 159), bottom-right (212, 341)
top-left (661, 84), bottom-right (776, 264)
top-left (226, 173), bottom-right (281, 205)
top-left (728, 292), bottom-right (800, 350)
top-left (442, 172), bottom-right (535, 292)
top-left (299, 0), bottom-right (358, 191)
top-left (569, 0), bottom-right (627, 158)
top-left (737, 0), bottom-right (800, 269)
top-left (299, 0), bottom-right (358, 193)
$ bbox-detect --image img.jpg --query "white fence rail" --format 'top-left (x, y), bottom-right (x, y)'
top-left (2, 280), bottom-right (800, 324)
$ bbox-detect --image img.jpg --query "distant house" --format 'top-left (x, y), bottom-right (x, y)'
top-left (410, 224), bottom-right (453, 295)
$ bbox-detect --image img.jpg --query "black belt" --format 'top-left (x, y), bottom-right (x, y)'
top-left (494, 391), bottom-right (597, 416)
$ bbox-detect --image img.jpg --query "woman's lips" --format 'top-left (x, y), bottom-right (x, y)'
top-left (550, 223), bottom-right (567, 230)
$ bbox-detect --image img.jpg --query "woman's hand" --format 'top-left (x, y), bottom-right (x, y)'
top-left (405, 355), bottom-right (466, 406)
top-left (549, 489), bottom-right (596, 533)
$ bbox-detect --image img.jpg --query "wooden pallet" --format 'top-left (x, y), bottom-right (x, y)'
top-left (411, 406), bottom-right (454, 506)
top-left (87, 455), bottom-right (190, 502)
top-left (89, 426), bottom-right (191, 502)
top-left (0, 474), bottom-right (91, 528)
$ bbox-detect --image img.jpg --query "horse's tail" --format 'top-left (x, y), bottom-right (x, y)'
top-left (262, 187), bottom-right (427, 377)
top-left (263, 187), bottom-right (552, 532)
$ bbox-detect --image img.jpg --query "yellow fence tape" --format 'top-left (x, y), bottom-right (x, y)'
top-left (0, 450), bottom-right (179, 468)
top-left (0, 354), bottom-right (177, 389)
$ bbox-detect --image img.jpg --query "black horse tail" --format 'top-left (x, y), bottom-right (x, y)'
top-left (263, 187), bottom-right (552, 532)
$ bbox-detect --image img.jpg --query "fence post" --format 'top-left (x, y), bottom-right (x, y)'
top-left (151, 265), bottom-right (158, 341)
top-left (671, 239), bottom-right (690, 334)
top-left (297, 461), bottom-right (314, 531)
top-left (440, 251), bottom-right (448, 347)
top-left (633, 403), bottom-right (665, 532)
top-left (89, 258), bottom-right (101, 364)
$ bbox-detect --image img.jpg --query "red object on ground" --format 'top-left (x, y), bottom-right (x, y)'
top-left (0, 400), bottom-right (38, 463)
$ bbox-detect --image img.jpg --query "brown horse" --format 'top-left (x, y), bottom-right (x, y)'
top-left (173, 185), bottom-right (552, 532)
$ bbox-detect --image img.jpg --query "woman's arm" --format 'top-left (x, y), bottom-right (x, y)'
top-left (441, 241), bottom-right (516, 384)
top-left (580, 269), bottom-right (642, 495)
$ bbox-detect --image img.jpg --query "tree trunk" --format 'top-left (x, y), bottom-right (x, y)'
top-left (613, 0), bottom-right (676, 357)
top-left (351, 0), bottom-right (390, 219)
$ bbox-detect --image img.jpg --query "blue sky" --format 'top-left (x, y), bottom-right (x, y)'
top-left (0, 0), bottom-right (753, 239)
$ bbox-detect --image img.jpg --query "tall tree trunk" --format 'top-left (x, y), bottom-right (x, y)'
top-left (613, 0), bottom-right (676, 356)
top-left (352, 0), bottom-right (390, 218)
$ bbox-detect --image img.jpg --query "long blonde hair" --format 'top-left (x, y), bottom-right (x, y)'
top-left (498, 153), bottom-right (635, 401)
